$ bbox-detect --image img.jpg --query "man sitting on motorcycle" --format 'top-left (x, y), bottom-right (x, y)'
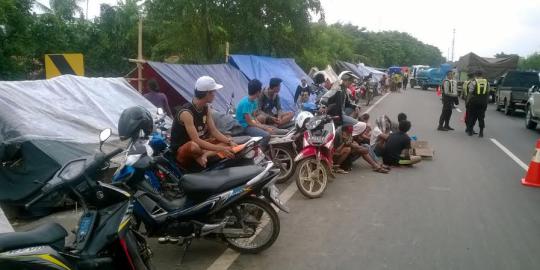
top-left (170, 76), bottom-right (236, 169)
top-left (319, 71), bottom-right (360, 126)
top-left (256, 77), bottom-right (294, 128)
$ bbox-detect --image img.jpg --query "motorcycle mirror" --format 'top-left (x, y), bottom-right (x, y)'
top-left (99, 128), bottom-right (112, 152)
top-left (157, 108), bottom-right (164, 115)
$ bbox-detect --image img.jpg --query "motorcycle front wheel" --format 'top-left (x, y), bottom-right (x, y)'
top-left (271, 145), bottom-right (296, 184)
top-left (221, 197), bottom-right (280, 254)
top-left (295, 157), bottom-right (328, 199)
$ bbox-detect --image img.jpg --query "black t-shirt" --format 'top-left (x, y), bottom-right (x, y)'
top-left (170, 102), bottom-right (209, 152)
top-left (382, 132), bottom-right (411, 165)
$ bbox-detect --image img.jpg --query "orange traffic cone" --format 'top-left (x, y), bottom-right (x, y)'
top-left (436, 86), bottom-right (442, 96)
top-left (522, 140), bottom-right (540, 187)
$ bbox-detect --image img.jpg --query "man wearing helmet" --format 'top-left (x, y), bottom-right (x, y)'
top-left (319, 71), bottom-right (360, 125)
top-left (170, 76), bottom-right (236, 169)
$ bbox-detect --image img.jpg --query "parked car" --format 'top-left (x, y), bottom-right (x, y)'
top-left (525, 85), bottom-right (540, 129)
top-left (495, 71), bottom-right (540, 115)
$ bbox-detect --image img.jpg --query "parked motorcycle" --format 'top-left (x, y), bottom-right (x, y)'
top-left (294, 114), bottom-right (337, 199)
top-left (113, 106), bottom-right (287, 254)
top-left (0, 129), bottom-right (154, 270)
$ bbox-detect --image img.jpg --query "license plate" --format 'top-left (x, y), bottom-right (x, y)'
top-left (310, 136), bottom-right (324, 144)
top-left (268, 185), bottom-right (289, 213)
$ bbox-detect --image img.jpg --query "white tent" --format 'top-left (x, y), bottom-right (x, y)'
top-left (308, 65), bottom-right (339, 84)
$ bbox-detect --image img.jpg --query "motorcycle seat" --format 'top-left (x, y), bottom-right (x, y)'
top-left (0, 223), bottom-right (67, 252)
top-left (182, 165), bottom-right (264, 200)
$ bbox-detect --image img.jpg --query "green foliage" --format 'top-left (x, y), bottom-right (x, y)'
top-left (519, 53), bottom-right (540, 71)
top-left (0, 0), bottom-right (446, 80)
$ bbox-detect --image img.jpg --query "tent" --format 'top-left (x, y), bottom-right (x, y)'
top-left (335, 61), bottom-right (367, 79)
top-left (0, 75), bottom-right (157, 203)
top-left (308, 65), bottom-right (339, 83)
top-left (357, 64), bottom-right (385, 81)
top-left (229, 55), bottom-right (312, 112)
top-left (456, 52), bottom-right (519, 82)
top-left (130, 62), bottom-right (250, 113)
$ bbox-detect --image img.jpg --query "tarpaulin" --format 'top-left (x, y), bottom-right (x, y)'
top-left (0, 75), bottom-right (157, 202)
top-left (456, 52), bottom-right (519, 82)
top-left (147, 62), bottom-right (249, 113)
top-left (229, 55), bottom-right (312, 112)
top-left (335, 61), bottom-right (366, 79)
top-left (308, 65), bottom-right (339, 84)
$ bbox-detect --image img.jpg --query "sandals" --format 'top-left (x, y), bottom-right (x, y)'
top-left (373, 166), bottom-right (390, 174)
top-left (334, 168), bottom-right (349, 174)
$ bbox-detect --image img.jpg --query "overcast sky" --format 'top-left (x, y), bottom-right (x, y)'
top-left (74, 0), bottom-right (540, 61)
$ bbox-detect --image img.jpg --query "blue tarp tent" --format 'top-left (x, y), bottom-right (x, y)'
top-left (229, 55), bottom-right (312, 112)
top-left (145, 61), bottom-right (249, 113)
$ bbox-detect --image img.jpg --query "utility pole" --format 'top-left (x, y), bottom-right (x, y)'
top-left (451, 28), bottom-right (456, 62)
top-left (86, 0), bottom-right (89, 19)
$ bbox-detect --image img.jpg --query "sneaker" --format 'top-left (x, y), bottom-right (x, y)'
top-left (437, 126), bottom-right (448, 131)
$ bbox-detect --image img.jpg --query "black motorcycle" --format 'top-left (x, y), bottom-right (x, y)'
top-left (0, 129), bottom-right (154, 270)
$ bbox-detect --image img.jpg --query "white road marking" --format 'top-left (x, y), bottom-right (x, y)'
top-left (208, 91), bottom-right (389, 270)
top-left (456, 108), bottom-right (462, 113)
top-left (364, 93), bottom-right (390, 114)
top-left (490, 138), bottom-right (529, 171)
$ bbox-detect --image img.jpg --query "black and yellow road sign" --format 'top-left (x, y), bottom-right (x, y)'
top-left (45, 54), bottom-right (84, 79)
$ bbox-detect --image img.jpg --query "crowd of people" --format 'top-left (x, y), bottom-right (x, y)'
top-left (143, 70), bottom-right (421, 176)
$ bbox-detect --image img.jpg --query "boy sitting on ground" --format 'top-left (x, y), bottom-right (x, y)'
top-left (382, 120), bottom-right (421, 166)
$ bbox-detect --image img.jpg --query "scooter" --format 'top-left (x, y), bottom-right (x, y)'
top-left (0, 129), bottom-right (154, 270)
top-left (294, 114), bottom-right (337, 199)
top-left (113, 132), bottom-right (288, 256)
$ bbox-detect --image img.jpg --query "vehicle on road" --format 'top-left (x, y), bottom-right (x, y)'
top-left (495, 71), bottom-right (540, 115)
top-left (294, 114), bottom-right (336, 199)
top-left (409, 65), bottom-right (429, 88)
top-left (415, 64), bottom-right (452, 90)
top-left (0, 129), bottom-right (154, 270)
top-left (525, 84), bottom-right (540, 129)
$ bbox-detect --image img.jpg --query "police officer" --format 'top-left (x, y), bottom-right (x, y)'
top-left (463, 71), bottom-right (477, 134)
top-left (466, 70), bottom-right (490, 137)
top-left (437, 71), bottom-right (459, 131)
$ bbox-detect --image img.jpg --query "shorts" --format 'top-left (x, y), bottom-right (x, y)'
top-left (257, 111), bottom-right (277, 125)
top-left (175, 138), bottom-right (218, 168)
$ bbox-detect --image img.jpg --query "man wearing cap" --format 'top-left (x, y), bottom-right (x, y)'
top-left (320, 71), bottom-right (360, 126)
top-left (257, 77), bottom-right (294, 128)
top-left (170, 76), bottom-right (236, 169)
top-left (466, 70), bottom-right (490, 137)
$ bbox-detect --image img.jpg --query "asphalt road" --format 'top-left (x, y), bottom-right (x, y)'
top-left (150, 87), bottom-right (540, 270)
top-left (11, 87), bottom-right (540, 270)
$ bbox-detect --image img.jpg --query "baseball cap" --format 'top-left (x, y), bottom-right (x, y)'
top-left (195, 76), bottom-right (223, 91)
top-left (352, 122), bottom-right (367, 136)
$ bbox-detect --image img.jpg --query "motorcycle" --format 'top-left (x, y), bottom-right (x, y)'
top-left (113, 131), bottom-right (288, 255)
top-left (0, 129), bottom-right (154, 270)
top-left (268, 127), bottom-right (300, 184)
top-left (294, 114), bottom-right (337, 199)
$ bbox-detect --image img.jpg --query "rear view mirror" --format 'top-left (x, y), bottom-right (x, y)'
top-left (157, 108), bottom-right (164, 115)
top-left (99, 128), bottom-right (112, 152)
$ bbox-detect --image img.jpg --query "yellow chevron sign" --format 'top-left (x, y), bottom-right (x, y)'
top-left (45, 54), bottom-right (84, 79)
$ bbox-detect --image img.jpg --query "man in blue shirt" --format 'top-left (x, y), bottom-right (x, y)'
top-left (237, 79), bottom-right (285, 149)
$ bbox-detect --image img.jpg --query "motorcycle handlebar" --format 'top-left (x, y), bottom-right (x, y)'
top-left (25, 148), bottom-right (123, 210)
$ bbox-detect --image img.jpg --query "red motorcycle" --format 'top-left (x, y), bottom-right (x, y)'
top-left (294, 114), bottom-right (337, 198)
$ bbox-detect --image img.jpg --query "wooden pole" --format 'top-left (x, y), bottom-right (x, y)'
top-left (225, 42), bottom-right (229, 63)
top-left (137, 16), bottom-right (143, 93)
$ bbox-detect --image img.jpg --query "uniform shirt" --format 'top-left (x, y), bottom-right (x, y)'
top-left (442, 79), bottom-right (458, 97)
top-left (236, 96), bottom-right (258, 128)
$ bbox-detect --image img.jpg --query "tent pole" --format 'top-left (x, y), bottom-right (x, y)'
top-left (225, 42), bottom-right (229, 63)
top-left (137, 16), bottom-right (143, 93)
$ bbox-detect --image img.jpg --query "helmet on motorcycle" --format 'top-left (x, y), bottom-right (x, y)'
top-left (295, 111), bottom-right (314, 129)
top-left (118, 106), bottom-right (153, 141)
top-left (338, 71), bottom-right (359, 82)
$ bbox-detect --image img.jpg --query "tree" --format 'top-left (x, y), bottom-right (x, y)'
top-left (519, 53), bottom-right (540, 71)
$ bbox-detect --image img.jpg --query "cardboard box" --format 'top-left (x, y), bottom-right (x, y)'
top-left (411, 140), bottom-right (434, 158)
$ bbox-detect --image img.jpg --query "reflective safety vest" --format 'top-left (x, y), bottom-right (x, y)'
top-left (475, 78), bottom-right (488, 95)
top-left (463, 80), bottom-right (470, 96)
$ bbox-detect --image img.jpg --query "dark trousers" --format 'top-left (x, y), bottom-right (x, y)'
top-left (438, 96), bottom-right (455, 127)
top-left (467, 102), bottom-right (488, 131)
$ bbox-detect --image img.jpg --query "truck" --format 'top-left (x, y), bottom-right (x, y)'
top-left (495, 71), bottom-right (540, 115)
top-left (525, 84), bottom-right (540, 129)
top-left (414, 64), bottom-right (452, 90)
top-left (409, 65), bottom-right (429, 88)
top-left (456, 53), bottom-right (519, 102)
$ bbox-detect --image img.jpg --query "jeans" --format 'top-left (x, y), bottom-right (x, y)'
top-left (244, 126), bottom-right (270, 149)
top-left (366, 144), bottom-right (380, 162)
